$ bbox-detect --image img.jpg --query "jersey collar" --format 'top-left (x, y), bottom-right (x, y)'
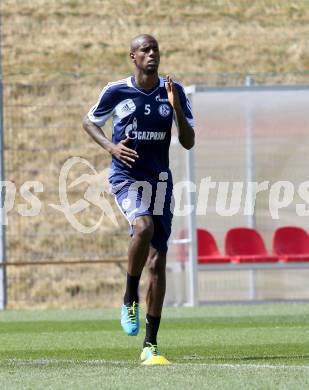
top-left (127, 76), bottom-right (164, 95)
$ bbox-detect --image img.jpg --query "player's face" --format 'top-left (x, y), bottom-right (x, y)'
top-left (131, 38), bottom-right (160, 75)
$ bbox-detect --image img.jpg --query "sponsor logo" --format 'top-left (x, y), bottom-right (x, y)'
top-left (155, 94), bottom-right (169, 103)
top-left (158, 104), bottom-right (171, 117)
top-left (115, 99), bottom-right (136, 120)
top-left (122, 104), bottom-right (131, 112)
top-left (125, 118), bottom-right (166, 140)
top-left (136, 132), bottom-right (166, 140)
top-left (125, 117), bottom-right (138, 139)
top-left (121, 99), bottom-right (136, 113)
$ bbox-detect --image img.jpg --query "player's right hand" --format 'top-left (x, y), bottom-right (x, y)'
top-left (110, 138), bottom-right (139, 168)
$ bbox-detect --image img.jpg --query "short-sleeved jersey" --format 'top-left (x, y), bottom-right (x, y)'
top-left (87, 76), bottom-right (194, 186)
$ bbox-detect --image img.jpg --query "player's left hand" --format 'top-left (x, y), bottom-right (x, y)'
top-left (165, 75), bottom-right (180, 110)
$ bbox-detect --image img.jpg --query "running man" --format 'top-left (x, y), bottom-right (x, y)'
top-left (83, 34), bottom-right (194, 365)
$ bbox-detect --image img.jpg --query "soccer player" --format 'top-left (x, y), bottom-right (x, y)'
top-left (83, 34), bottom-right (194, 364)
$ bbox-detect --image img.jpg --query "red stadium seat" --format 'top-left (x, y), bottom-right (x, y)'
top-left (197, 229), bottom-right (231, 264)
top-left (176, 229), bottom-right (230, 264)
top-left (225, 227), bottom-right (278, 263)
top-left (273, 226), bottom-right (309, 262)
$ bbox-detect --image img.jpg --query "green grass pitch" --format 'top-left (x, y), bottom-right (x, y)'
top-left (0, 303), bottom-right (309, 389)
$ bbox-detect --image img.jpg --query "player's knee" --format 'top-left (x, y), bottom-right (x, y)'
top-left (134, 217), bottom-right (154, 242)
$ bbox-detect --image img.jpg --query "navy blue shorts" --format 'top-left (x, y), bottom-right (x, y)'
top-left (111, 178), bottom-right (173, 252)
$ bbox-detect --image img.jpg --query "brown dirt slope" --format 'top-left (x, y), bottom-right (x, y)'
top-left (2, 0), bottom-right (309, 84)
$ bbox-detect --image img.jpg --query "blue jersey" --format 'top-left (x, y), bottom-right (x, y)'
top-left (87, 76), bottom-right (194, 186)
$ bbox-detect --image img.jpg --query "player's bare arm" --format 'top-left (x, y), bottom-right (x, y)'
top-left (82, 116), bottom-right (138, 168)
top-left (165, 75), bottom-right (195, 150)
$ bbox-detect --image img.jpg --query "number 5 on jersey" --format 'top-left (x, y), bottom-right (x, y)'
top-left (144, 104), bottom-right (151, 115)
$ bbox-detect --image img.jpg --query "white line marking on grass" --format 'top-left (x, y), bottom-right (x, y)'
top-left (5, 359), bottom-right (131, 366)
top-left (3, 359), bottom-right (309, 370)
top-left (173, 363), bottom-right (309, 370)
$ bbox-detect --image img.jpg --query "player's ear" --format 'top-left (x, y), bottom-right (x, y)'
top-left (130, 51), bottom-right (135, 63)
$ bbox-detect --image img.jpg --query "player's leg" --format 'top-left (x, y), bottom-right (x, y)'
top-left (121, 215), bottom-right (153, 336)
top-left (140, 195), bottom-right (172, 363)
top-left (121, 215), bottom-right (154, 336)
top-left (124, 215), bottom-right (154, 304)
top-left (140, 246), bottom-right (170, 364)
top-left (113, 178), bottom-right (155, 335)
top-left (143, 202), bottom-right (173, 322)
top-left (145, 246), bottom-right (166, 340)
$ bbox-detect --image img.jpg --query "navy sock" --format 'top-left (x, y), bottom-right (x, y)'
top-left (144, 313), bottom-right (161, 347)
top-left (123, 273), bottom-right (141, 305)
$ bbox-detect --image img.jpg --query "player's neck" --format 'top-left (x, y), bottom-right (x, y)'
top-left (134, 72), bottom-right (159, 91)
